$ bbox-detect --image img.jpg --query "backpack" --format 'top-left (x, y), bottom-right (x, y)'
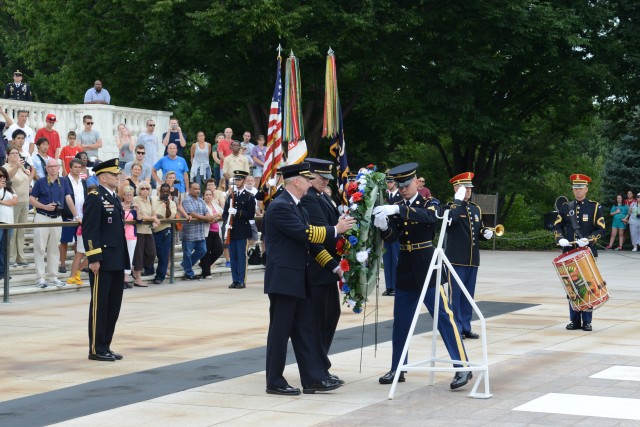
top-left (247, 244), bottom-right (262, 265)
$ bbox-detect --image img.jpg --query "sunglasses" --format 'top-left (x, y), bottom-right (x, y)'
top-left (148, 124), bottom-right (155, 127)
top-left (85, 122), bottom-right (94, 125)
top-left (136, 152), bottom-right (145, 155)
top-left (139, 188), bottom-right (150, 191)
top-left (0, 175), bottom-right (7, 179)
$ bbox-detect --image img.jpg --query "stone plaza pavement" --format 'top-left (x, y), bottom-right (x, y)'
top-left (1, 249), bottom-right (639, 426)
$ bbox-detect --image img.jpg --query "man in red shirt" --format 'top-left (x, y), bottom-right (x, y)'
top-left (34, 114), bottom-right (61, 158)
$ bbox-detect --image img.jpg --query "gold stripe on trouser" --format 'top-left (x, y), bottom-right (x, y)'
top-left (438, 285), bottom-right (468, 363)
top-left (90, 272), bottom-right (99, 355)
top-left (243, 240), bottom-right (249, 284)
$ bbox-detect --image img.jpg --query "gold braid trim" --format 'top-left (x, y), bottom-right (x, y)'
top-left (86, 248), bottom-right (102, 256)
top-left (314, 250), bottom-right (333, 267)
top-left (306, 225), bottom-right (327, 244)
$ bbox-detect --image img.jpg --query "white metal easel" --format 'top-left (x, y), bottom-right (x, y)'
top-left (388, 208), bottom-right (492, 399)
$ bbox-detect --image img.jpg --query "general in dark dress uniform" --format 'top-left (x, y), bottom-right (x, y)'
top-left (552, 173), bottom-right (605, 331)
top-left (223, 170), bottom-right (256, 288)
top-left (300, 158), bottom-right (344, 383)
top-left (82, 158), bottom-right (130, 362)
top-left (445, 172), bottom-right (493, 339)
top-left (4, 70), bottom-right (32, 101)
top-left (264, 162), bottom-right (350, 396)
top-left (382, 174), bottom-right (402, 296)
top-left (373, 163), bottom-right (472, 390)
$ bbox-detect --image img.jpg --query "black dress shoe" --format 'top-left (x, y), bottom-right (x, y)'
top-left (566, 321), bottom-right (582, 330)
top-left (303, 379), bottom-right (342, 394)
top-left (266, 384), bottom-right (301, 396)
top-left (88, 352), bottom-right (116, 362)
top-left (382, 289), bottom-right (395, 296)
top-left (450, 371), bottom-right (472, 390)
top-left (463, 330), bottom-right (480, 339)
top-left (185, 275), bottom-right (199, 280)
top-left (235, 283), bottom-right (246, 289)
top-left (124, 283), bottom-right (133, 289)
top-left (153, 279), bottom-right (163, 284)
top-left (141, 269), bottom-right (155, 277)
top-left (108, 349), bottom-right (123, 360)
top-left (228, 282), bottom-right (238, 289)
top-left (582, 323), bottom-right (592, 331)
top-left (328, 374), bottom-right (345, 385)
top-left (379, 370), bottom-right (405, 384)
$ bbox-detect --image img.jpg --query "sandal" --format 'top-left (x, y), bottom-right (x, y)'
top-left (134, 283), bottom-right (148, 287)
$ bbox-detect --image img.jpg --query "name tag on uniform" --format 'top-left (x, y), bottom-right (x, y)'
top-left (108, 217), bottom-right (113, 224)
top-left (582, 214), bottom-right (589, 222)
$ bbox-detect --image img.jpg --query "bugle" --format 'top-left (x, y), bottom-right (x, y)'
top-left (485, 224), bottom-right (504, 237)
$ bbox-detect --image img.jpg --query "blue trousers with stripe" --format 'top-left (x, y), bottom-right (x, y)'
top-left (382, 240), bottom-right (400, 290)
top-left (448, 265), bottom-right (478, 334)
top-left (391, 286), bottom-right (468, 371)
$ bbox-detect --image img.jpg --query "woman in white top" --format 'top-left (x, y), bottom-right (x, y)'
top-left (627, 193), bottom-right (640, 252)
top-left (0, 166), bottom-right (18, 277)
top-left (190, 131), bottom-right (212, 187)
top-left (5, 146), bottom-right (33, 266)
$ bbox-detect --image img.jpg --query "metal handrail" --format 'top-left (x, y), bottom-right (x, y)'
top-left (1, 217), bottom-right (210, 303)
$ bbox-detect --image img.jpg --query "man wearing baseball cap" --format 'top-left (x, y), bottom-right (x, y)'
top-left (34, 114), bottom-right (61, 158)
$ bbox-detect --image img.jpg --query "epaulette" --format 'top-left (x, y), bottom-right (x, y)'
top-left (88, 190), bottom-right (99, 196)
top-left (429, 197), bottom-right (440, 205)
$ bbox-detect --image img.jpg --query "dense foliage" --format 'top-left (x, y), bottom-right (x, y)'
top-left (1, 0), bottom-right (638, 229)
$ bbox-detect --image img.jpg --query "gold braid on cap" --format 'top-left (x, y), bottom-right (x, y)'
top-left (306, 225), bottom-right (327, 244)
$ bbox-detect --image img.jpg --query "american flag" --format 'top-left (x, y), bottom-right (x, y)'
top-left (260, 56), bottom-right (283, 194)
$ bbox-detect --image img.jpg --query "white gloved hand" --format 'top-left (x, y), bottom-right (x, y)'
top-left (374, 214), bottom-right (388, 231)
top-left (228, 207), bottom-right (238, 216)
top-left (558, 238), bottom-right (571, 247)
top-left (577, 238), bottom-right (590, 247)
top-left (267, 178), bottom-right (276, 187)
top-left (454, 186), bottom-right (467, 201)
top-left (483, 229), bottom-right (494, 240)
top-left (372, 205), bottom-right (400, 217)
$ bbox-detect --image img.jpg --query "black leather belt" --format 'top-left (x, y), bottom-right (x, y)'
top-left (36, 211), bottom-right (60, 219)
top-left (399, 241), bottom-right (433, 252)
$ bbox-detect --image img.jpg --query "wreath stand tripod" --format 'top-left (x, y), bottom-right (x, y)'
top-left (388, 209), bottom-right (492, 399)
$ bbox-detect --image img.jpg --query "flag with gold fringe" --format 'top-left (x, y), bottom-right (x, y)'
top-left (325, 48), bottom-right (350, 205)
top-left (260, 52), bottom-right (284, 199)
top-left (283, 51), bottom-right (307, 165)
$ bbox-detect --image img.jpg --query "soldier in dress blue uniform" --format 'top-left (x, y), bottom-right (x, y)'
top-left (552, 173), bottom-right (605, 331)
top-left (4, 70), bottom-right (32, 101)
top-left (223, 170), bottom-right (256, 289)
top-left (373, 162), bottom-right (472, 390)
top-left (445, 172), bottom-right (494, 340)
top-left (382, 173), bottom-right (402, 296)
top-left (264, 162), bottom-right (355, 396)
top-left (300, 158), bottom-right (345, 385)
top-left (82, 158), bottom-right (130, 362)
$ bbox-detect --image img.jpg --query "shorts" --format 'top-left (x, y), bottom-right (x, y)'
top-left (60, 222), bottom-right (79, 243)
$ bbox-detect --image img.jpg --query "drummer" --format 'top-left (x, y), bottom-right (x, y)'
top-left (552, 173), bottom-right (605, 331)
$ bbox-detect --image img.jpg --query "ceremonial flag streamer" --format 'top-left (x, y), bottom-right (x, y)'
top-left (283, 51), bottom-right (307, 165)
top-left (260, 53), bottom-right (283, 197)
top-left (325, 49), bottom-right (350, 205)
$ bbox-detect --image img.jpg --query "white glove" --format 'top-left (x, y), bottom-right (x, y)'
top-left (267, 178), bottom-right (276, 187)
top-left (454, 186), bottom-right (466, 201)
top-left (228, 207), bottom-right (238, 215)
top-left (483, 229), bottom-right (494, 240)
top-left (372, 205), bottom-right (400, 217)
top-left (374, 214), bottom-right (388, 231)
top-left (558, 238), bottom-right (571, 247)
top-left (577, 238), bottom-right (589, 247)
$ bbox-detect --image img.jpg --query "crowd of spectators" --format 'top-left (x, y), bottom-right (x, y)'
top-left (0, 99), bottom-right (264, 287)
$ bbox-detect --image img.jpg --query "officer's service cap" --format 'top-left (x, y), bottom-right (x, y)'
top-left (13, 70), bottom-right (22, 76)
top-left (93, 158), bottom-right (120, 175)
top-left (570, 173), bottom-right (591, 188)
top-left (388, 162), bottom-right (418, 188)
top-left (306, 158), bottom-right (334, 180)
top-left (233, 170), bottom-right (249, 179)
top-left (450, 172), bottom-right (475, 188)
top-left (280, 162), bottom-right (314, 180)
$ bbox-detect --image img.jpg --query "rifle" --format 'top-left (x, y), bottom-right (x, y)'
top-left (224, 182), bottom-right (235, 245)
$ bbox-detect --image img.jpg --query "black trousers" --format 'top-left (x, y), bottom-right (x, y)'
top-left (199, 232), bottom-right (224, 276)
top-left (309, 283), bottom-right (341, 371)
top-left (266, 293), bottom-right (328, 388)
top-left (88, 270), bottom-right (124, 355)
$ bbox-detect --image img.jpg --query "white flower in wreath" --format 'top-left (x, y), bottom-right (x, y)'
top-left (358, 177), bottom-right (367, 185)
top-left (358, 183), bottom-right (366, 192)
top-left (350, 203), bottom-right (358, 211)
top-left (356, 250), bottom-right (368, 264)
top-left (346, 299), bottom-right (356, 308)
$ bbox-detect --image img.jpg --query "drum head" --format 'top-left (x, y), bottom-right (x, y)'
top-left (555, 195), bottom-right (569, 212)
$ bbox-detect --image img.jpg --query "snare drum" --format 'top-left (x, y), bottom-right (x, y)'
top-left (552, 247), bottom-right (610, 311)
